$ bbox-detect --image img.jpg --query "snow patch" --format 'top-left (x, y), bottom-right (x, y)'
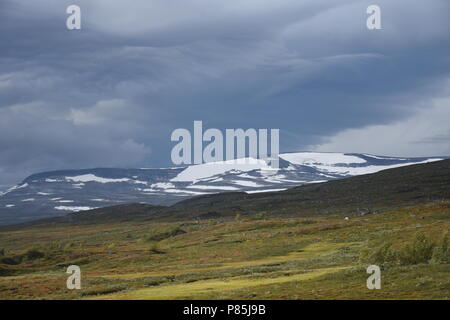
top-left (246, 188), bottom-right (287, 194)
top-left (150, 182), bottom-right (175, 189)
top-left (55, 206), bottom-right (97, 212)
top-left (231, 180), bottom-right (262, 187)
top-left (66, 174), bottom-right (130, 183)
top-left (1, 183), bottom-right (28, 196)
top-left (280, 152), bottom-right (366, 165)
top-left (133, 180), bottom-right (148, 185)
top-left (186, 185), bottom-right (239, 191)
top-left (163, 189), bottom-right (208, 195)
top-left (306, 159), bottom-right (443, 176)
top-left (171, 158), bottom-right (273, 182)
top-left (362, 154), bottom-right (407, 160)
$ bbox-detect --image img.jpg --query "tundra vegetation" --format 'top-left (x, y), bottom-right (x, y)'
top-left (0, 201), bottom-right (448, 299)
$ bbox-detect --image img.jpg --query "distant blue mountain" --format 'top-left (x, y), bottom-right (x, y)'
top-left (0, 152), bottom-right (444, 225)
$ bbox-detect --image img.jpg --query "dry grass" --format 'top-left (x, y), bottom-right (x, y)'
top-left (0, 201), bottom-right (449, 299)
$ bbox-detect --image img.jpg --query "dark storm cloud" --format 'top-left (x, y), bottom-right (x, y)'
top-left (0, 0), bottom-right (449, 185)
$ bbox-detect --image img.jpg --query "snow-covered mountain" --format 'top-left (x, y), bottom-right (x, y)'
top-left (0, 152), bottom-right (444, 225)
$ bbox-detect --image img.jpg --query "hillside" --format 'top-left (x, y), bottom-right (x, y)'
top-left (0, 152), bottom-right (443, 225)
top-left (0, 199), bottom-right (448, 299)
top-left (166, 157), bottom-right (450, 220)
top-left (3, 158), bottom-right (449, 230)
top-left (0, 159), bottom-right (449, 300)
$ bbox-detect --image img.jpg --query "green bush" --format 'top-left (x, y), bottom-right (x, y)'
top-left (430, 231), bottom-right (449, 264)
top-left (148, 242), bottom-right (164, 254)
top-left (360, 232), bottom-right (449, 267)
top-left (0, 248), bottom-right (4, 256)
top-left (359, 241), bottom-right (397, 266)
top-left (80, 285), bottom-right (127, 297)
top-left (24, 247), bottom-right (45, 261)
top-left (0, 264), bottom-right (14, 276)
top-left (64, 242), bottom-right (77, 250)
top-left (0, 256), bottom-right (19, 265)
top-left (300, 219), bottom-right (318, 225)
top-left (145, 226), bottom-right (186, 242)
top-left (398, 233), bottom-right (435, 265)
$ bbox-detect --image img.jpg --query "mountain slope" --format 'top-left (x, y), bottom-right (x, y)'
top-left (0, 152), bottom-right (444, 225)
top-left (164, 158), bottom-right (450, 220)
top-left (3, 158), bottom-right (449, 230)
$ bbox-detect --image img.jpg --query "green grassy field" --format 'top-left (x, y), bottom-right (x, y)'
top-left (0, 201), bottom-right (449, 299)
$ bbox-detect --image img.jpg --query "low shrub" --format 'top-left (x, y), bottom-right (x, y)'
top-left (430, 231), bottom-right (449, 264)
top-left (0, 256), bottom-right (19, 265)
top-left (360, 232), bottom-right (449, 267)
top-left (148, 242), bottom-right (165, 254)
top-left (0, 264), bottom-right (15, 276)
top-left (24, 247), bottom-right (45, 261)
top-left (145, 227), bottom-right (186, 242)
top-left (80, 285), bottom-right (127, 297)
top-left (398, 233), bottom-right (435, 265)
top-left (300, 219), bottom-right (318, 225)
top-left (359, 241), bottom-right (397, 266)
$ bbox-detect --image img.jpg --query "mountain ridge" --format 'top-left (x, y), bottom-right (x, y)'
top-left (1, 158), bottom-right (449, 231)
top-left (0, 152), bottom-right (444, 225)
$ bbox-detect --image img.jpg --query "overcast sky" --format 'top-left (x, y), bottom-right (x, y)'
top-left (0, 0), bottom-right (449, 186)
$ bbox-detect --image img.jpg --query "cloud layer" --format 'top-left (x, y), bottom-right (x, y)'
top-left (0, 0), bottom-right (449, 186)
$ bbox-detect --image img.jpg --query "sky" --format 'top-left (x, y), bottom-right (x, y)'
top-left (0, 0), bottom-right (449, 187)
